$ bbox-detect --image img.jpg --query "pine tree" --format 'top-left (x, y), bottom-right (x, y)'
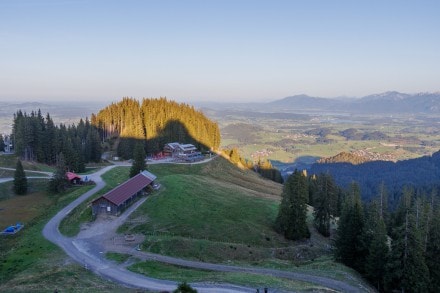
top-left (275, 170), bottom-right (310, 240)
top-left (49, 153), bottom-right (69, 193)
top-left (334, 184), bottom-right (366, 272)
top-left (313, 173), bottom-right (337, 237)
top-left (364, 202), bottom-right (389, 291)
top-left (385, 189), bottom-right (430, 292)
top-left (173, 281), bottom-right (197, 293)
top-left (13, 159), bottom-right (27, 195)
top-left (425, 204), bottom-right (440, 292)
top-left (130, 142), bottom-right (147, 178)
top-left (0, 134), bottom-right (5, 152)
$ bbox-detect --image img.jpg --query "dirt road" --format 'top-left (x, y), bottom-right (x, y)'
top-left (42, 163), bottom-right (371, 293)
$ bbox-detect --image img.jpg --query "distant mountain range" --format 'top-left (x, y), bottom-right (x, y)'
top-left (267, 91), bottom-right (440, 114)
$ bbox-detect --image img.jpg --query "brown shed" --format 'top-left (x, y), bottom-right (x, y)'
top-left (91, 170), bottom-right (157, 216)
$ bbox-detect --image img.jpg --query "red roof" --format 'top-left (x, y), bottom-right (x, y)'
top-left (66, 172), bottom-right (81, 181)
top-left (94, 171), bottom-right (156, 206)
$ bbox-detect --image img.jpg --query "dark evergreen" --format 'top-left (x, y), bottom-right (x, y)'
top-left (385, 190), bottom-right (430, 292)
top-left (426, 204), bottom-right (440, 292)
top-left (274, 170), bottom-right (310, 240)
top-left (313, 173), bottom-right (337, 237)
top-left (48, 153), bottom-right (69, 193)
top-left (173, 281), bottom-right (197, 293)
top-left (12, 110), bottom-right (102, 170)
top-left (130, 143), bottom-right (147, 178)
top-left (13, 159), bottom-right (27, 195)
top-left (364, 202), bottom-right (389, 291)
top-left (334, 184), bottom-right (366, 272)
top-left (0, 134), bottom-right (5, 152)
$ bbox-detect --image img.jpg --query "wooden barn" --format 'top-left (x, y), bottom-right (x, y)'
top-left (91, 170), bottom-right (157, 216)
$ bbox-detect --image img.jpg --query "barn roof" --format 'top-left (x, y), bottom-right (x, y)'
top-left (94, 170), bottom-right (156, 206)
top-left (66, 172), bottom-right (81, 181)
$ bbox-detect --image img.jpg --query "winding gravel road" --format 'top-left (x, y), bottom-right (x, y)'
top-left (41, 163), bottom-right (370, 293)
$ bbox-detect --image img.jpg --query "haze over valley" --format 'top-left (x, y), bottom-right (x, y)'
top-left (2, 1), bottom-right (440, 292)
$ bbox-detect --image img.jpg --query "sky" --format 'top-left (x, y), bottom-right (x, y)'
top-left (1, 0), bottom-right (440, 103)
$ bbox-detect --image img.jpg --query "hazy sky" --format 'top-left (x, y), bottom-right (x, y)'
top-left (1, 0), bottom-right (439, 103)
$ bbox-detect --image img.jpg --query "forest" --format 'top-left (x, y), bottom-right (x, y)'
top-left (310, 150), bottom-right (440, 205)
top-left (10, 98), bottom-right (221, 170)
top-left (276, 170), bottom-right (440, 292)
top-left (12, 110), bottom-right (102, 173)
top-left (91, 97), bottom-right (221, 159)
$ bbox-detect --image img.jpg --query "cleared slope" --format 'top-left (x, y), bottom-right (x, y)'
top-left (122, 157), bottom-right (327, 262)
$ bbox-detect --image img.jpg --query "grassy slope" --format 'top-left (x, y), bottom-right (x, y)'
top-left (0, 154), bottom-right (55, 172)
top-left (128, 261), bottom-right (328, 292)
top-left (0, 158), bottom-right (136, 292)
top-left (119, 157), bottom-right (370, 290)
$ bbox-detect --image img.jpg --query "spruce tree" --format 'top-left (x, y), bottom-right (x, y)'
top-left (385, 190), bottom-right (430, 292)
top-left (173, 281), bottom-right (197, 293)
top-left (313, 173), bottom-right (337, 237)
top-left (334, 185), bottom-right (366, 271)
top-left (0, 134), bottom-right (5, 152)
top-left (425, 204), bottom-right (440, 292)
top-left (364, 203), bottom-right (389, 291)
top-left (49, 153), bottom-right (68, 193)
top-left (130, 142), bottom-right (146, 178)
top-left (13, 159), bottom-right (27, 195)
top-left (275, 170), bottom-right (310, 240)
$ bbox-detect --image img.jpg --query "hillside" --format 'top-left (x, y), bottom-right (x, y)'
top-left (92, 97), bottom-right (221, 158)
top-left (317, 151), bottom-right (371, 165)
top-left (310, 150), bottom-right (440, 202)
top-left (116, 157), bottom-right (370, 290)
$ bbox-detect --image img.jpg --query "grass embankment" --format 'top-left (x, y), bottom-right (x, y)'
top-left (0, 180), bottom-right (50, 227)
top-left (105, 252), bottom-right (131, 264)
top-left (59, 167), bottom-right (130, 236)
top-left (128, 261), bottom-right (329, 292)
top-left (0, 183), bottom-right (132, 292)
top-left (0, 154), bottom-right (55, 173)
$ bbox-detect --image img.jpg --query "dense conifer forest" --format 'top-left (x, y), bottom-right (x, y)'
top-left (12, 110), bottom-right (102, 173)
top-left (91, 97), bottom-right (221, 159)
top-left (310, 150), bottom-right (440, 205)
top-left (276, 170), bottom-right (440, 292)
top-left (11, 98), bottom-right (221, 167)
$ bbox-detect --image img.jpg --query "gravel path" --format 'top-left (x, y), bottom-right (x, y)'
top-left (42, 163), bottom-right (372, 293)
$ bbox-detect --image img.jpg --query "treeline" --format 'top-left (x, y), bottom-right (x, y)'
top-left (12, 110), bottom-right (102, 172)
top-left (310, 150), bottom-right (440, 204)
top-left (91, 97), bottom-right (221, 159)
top-left (222, 148), bottom-right (283, 183)
top-left (275, 170), bottom-right (440, 292)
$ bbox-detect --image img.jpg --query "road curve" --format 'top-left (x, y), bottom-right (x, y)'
top-left (42, 164), bottom-right (369, 293)
top-left (42, 165), bottom-right (254, 293)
